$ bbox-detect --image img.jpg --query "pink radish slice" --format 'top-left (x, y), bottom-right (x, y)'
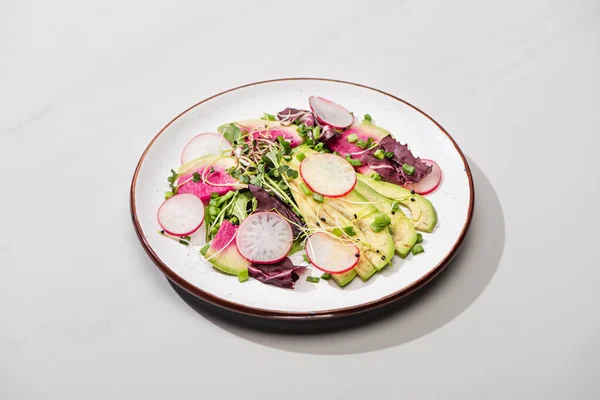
top-left (236, 212), bottom-right (294, 264)
top-left (309, 96), bottom-right (354, 129)
top-left (157, 194), bottom-right (205, 236)
top-left (404, 159), bottom-right (442, 195)
top-left (306, 232), bottom-right (359, 274)
top-left (300, 154), bottom-right (356, 198)
top-left (181, 133), bottom-right (231, 165)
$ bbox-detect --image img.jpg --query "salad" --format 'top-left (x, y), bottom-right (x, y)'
top-left (157, 96), bottom-right (442, 289)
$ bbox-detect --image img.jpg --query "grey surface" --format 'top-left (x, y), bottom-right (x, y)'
top-left (1, 0), bottom-right (599, 399)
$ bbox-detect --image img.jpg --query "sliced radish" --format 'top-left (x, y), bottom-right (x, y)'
top-left (236, 212), bottom-right (294, 264)
top-left (300, 154), bottom-right (356, 198)
top-left (309, 96), bottom-right (354, 129)
top-left (306, 232), bottom-right (359, 274)
top-left (404, 159), bottom-right (442, 195)
top-left (157, 194), bottom-right (205, 236)
top-left (181, 133), bottom-right (231, 165)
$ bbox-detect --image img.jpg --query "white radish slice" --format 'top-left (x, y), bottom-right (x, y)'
top-left (404, 159), bottom-right (442, 195)
top-left (300, 154), bottom-right (357, 198)
top-left (236, 212), bottom-right (293, 264)
top-left (181, 133), bottom-right (231, 165)
top-left (306, 232), bottom-right (359, 274)
top-left (157, 194), bottom-right (205, 236)
top-left (309, 96), bottom-right (354, 129)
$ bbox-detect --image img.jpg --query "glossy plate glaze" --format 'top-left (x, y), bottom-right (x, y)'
top-left (131, 78), bottom-right (474, 320)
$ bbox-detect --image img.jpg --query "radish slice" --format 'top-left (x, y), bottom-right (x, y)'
top-left (309, 96), bottom-right (354, 129)
top-left (404, 159), bottom-right (442, 195)
top-left (300, 154), bottom-right (356, 198)
top-left (157, 194), bottom-right (205, 236)
top-left (236, 212), bottom-right (294, 264)
top-left (306, 232), bottom-right (359, 274)
top-left (181, 133), bottom-right (231, 165)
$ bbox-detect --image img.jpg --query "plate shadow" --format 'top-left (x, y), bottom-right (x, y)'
top-left (170, 158), bottom-right (504, 354)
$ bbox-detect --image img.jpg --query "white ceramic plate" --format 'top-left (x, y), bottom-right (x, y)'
top-left (131, 78), bottom-right (474, 320)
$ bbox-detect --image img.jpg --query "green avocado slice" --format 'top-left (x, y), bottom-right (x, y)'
top-left (354, 179), bottom-right (417, 257)
top-left (356, 174), bottom-right (437, 233)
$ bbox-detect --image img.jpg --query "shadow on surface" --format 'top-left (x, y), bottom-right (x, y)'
top-left (171, 158), bottom-right (504, 354)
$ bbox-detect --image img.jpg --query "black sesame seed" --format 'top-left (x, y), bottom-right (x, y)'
top-left (391, 211), bottom-right (396, 215)
top-left (381, 255), bottom-right (386, 260)
top-left (160, 230), bottom-right (165, 234)
top-left (353, 214), bottom-right (357, 219)
top-left (411, 198), bottom-right (416, 202)
top-left (376, 249), bottom-right (380, 253)
top-left (320, 217), bottom-right (326, 222)
top-left (316, 222), bottom-right (320, 227)
top-left (355, 253), bottom-right (360, 258)
top-left (410, 189), bottom-right (415, 195)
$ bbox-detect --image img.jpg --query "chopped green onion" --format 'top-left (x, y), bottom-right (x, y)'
top-left (312, 125), bottom-right (321, 140)
top-left (306, 276), bottom-right (320, 283)
top-left (296, 152), bottom-right (306, 162)
top-left (416, 233), bottom-right (423, 244)
top-left (164, 191), bottom-right (174, 200)
top-left (412, 244), bottom-right (424, 255)
top-left (199, 244), bottom-right (210, 256)
top-left (370, 213), bottom-right (391, 233)
top-left (314, 142), bottom-right (324, 151)
top-left (384, 151), bottom-right (394, 158)
top-left (210, 192), bottom-right (219, 199)
top-left (370, 173), bottom-right (382, 181)
top-left (238, 269), bottom-right (249, 282)
top-left (313, 193), bottom-right (324, 203)
top-left (345, 155), bottom-right (362, 166)
top-left (299, 182), bottom-right (313, 196)
top-left (320, 273), bottom-right (332, 280)
top-left (179, 239), bottom-right (189, 246)
top-left (302, 254), bottom-right (310, 263)
top-left (402, 163), bottom-right (415, 175)
top-left (391, 202), bottom-right (400, 212)
top-left (332, 228), bottom-right (343, 237)
top-left (346, 133), bottom-right (359, 143)
top-left (355, 139), bottom-right (367, 149)
top-left (364, 114), bottom-right (372, 122)
top-left (343, 226), bottom-right (356, 236)
top-left (373, 149), bottom-right (385, 160)
top-left (229, 216), bottom-right (239, 225)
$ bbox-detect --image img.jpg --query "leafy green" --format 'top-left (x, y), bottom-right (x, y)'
top-left (221, 123), bottom-right (242, 144)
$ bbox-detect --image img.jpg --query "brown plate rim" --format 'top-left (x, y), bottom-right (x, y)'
top-left (130, 77), bottom-right (475, 320)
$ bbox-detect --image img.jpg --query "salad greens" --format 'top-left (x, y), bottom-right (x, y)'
top-left (157, 96), bottom-right (440, 290)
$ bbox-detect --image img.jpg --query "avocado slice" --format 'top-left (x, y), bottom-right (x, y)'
top-left (204, 221), bottom-right (249, 277)
top-left (330, 269), bottom-right (358, 287)
top-left (321, 192), bottom-right (395, 271)
top-left (354, 179), bottom-right (417, 257)
top-left (356, 174), bottom-right (437, 233)
top-left (313, 205), bottom-right (381, 278)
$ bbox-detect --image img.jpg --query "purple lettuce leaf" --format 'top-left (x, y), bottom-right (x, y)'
top-left (249, 185), bottom-right (304, 236)
top-left (359, 135), bottom-right (431, 185)
top-left (317, 125), bottom-right (338, 142)
top-left (276, 108), bottom-right (313, 126)
top-left (247, 258), bottom-right (307, 289)
top-left (299, 113), bottom-right (315, 127)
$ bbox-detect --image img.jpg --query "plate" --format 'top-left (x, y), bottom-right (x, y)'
top-left (131, 78), bottom-right (474, 320)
